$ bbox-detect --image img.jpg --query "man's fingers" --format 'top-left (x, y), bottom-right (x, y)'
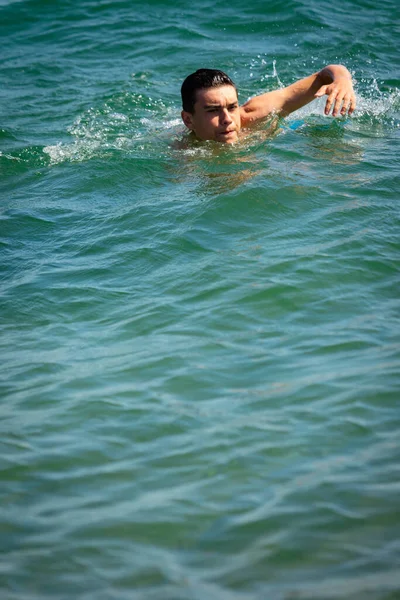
top-left (340, 94), bottom-right (352, 115)
top-left (327, 91), bottom-right (356, 117)
top-left (320, 83), bottom-right (356, 117)
top-left (332, 93), bottom-right (345, 116)
top-left (348, 94), bottom-right (356, 115)
top-left (339, 92), bottom-right (357, 116)
top-left (324, 90), bottom-right (336, 115)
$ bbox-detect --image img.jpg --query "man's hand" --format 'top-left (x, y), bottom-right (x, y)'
top-left (315, 66), bottom-right (356, 116)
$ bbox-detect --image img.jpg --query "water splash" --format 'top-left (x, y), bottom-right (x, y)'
top-left (287, 74), bottom-right (400, 133)
top-left (43, 93), bottom-right (180, 165)
top-left (351, 78), bottom-right (400, 130)
top-left (247, 57), bottom-right (284, 88)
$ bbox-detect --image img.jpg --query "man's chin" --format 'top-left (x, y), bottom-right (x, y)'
top-left (216, 131), bottom-right (239, 144)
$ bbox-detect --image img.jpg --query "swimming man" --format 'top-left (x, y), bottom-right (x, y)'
top-left (181, 65), bottom-right (356, 143)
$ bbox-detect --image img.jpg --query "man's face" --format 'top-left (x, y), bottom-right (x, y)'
top-left (181, 85), bottom-right (241, 144)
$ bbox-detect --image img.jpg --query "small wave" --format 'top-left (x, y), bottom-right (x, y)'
top-left (43, 93), bottom-right (180, 165)
top-left (0, 150), bottom-right (22, 161)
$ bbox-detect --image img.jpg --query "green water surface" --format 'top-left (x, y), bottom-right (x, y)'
top-left (1, 0), bottom-right (400, 598)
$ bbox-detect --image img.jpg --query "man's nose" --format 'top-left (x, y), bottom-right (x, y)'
top-left (221, 108), bottom-right (233, 124)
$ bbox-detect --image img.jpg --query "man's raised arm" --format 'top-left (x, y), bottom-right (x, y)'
top-left (240, 64), bottom-right (356, 125)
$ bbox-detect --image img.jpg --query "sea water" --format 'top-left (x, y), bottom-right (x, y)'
top-left (1, 0), bottom-right (399, 598)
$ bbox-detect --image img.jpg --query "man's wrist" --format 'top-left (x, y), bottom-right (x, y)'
top-left (319, 64), bottom-right (352, 84)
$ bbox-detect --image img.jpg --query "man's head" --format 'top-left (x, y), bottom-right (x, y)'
top-left (181, 69), bottom-right (241, 143)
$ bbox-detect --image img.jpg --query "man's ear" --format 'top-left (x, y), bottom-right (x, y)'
top-left (181, 110), bottom-right (194, 130)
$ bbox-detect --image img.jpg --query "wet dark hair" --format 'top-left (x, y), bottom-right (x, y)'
top-left (181, 69), bottom-right (237, 113)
